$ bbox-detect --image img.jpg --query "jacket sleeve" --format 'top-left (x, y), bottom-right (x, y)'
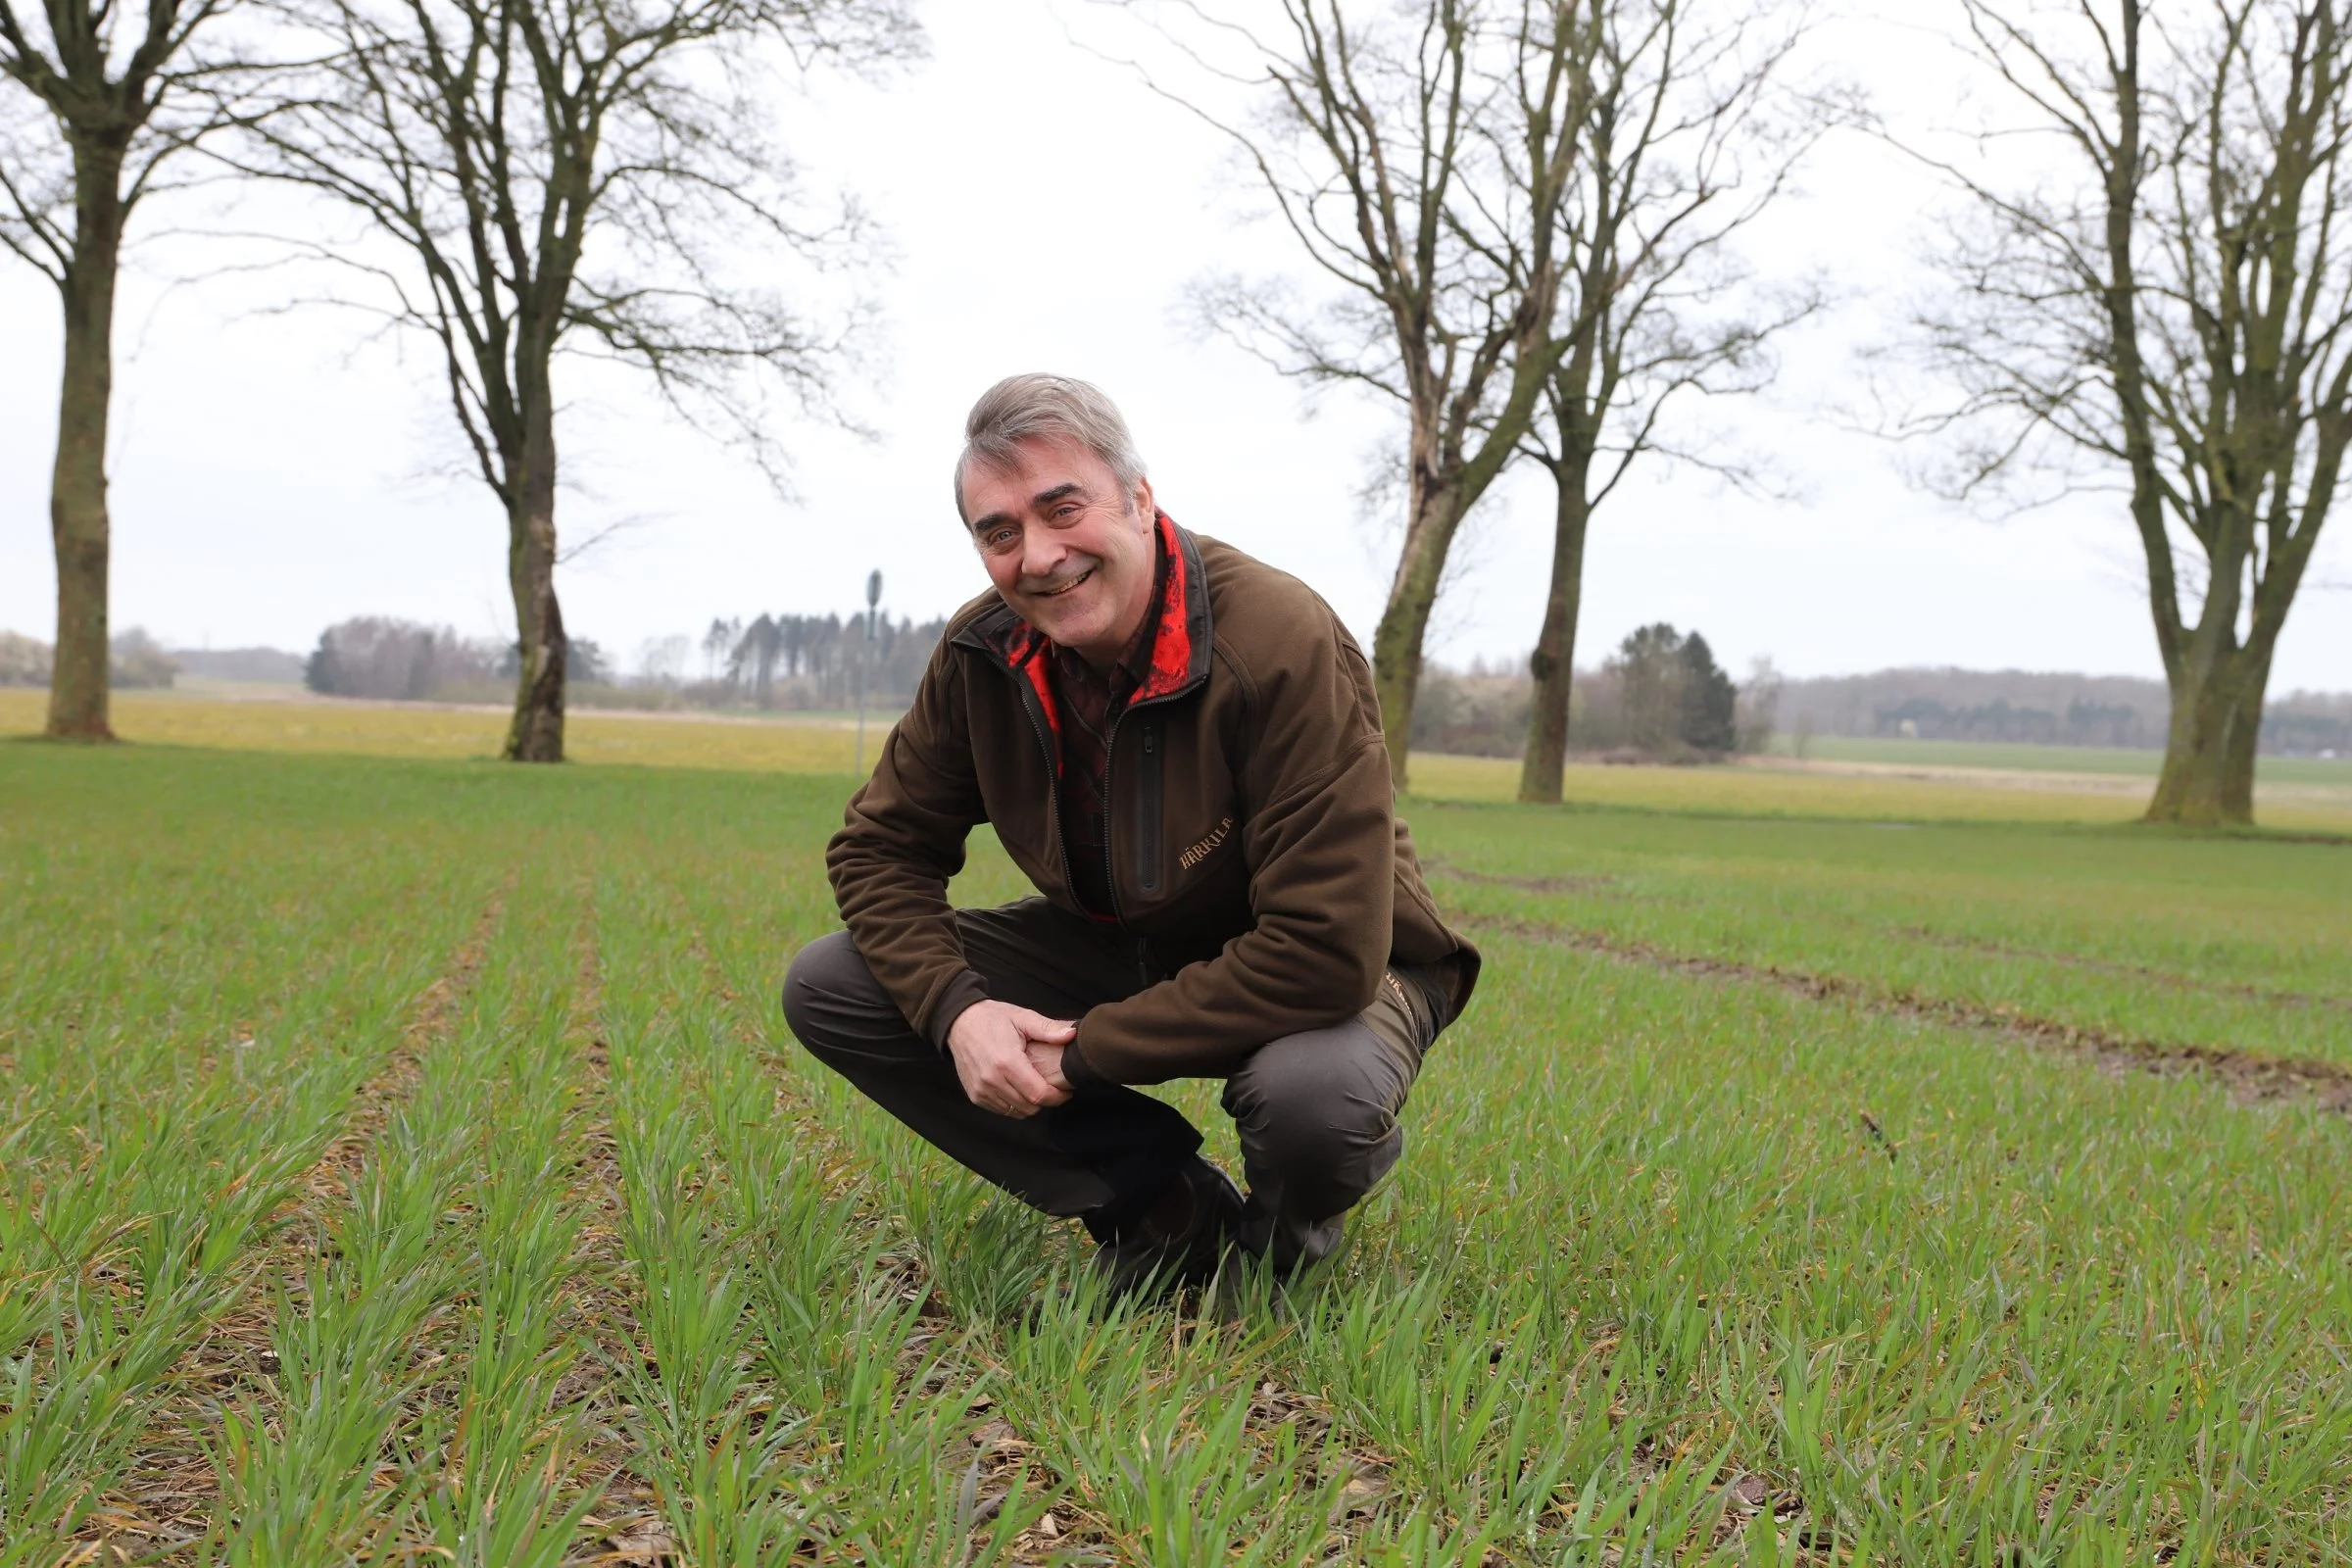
top-left (824, 635), bottom-right (992, 1048)
top-left (1069, 612), bottom-right (1393, 1084)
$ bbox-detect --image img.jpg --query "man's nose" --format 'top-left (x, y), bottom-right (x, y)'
top-left (1019, 524), bottom-right (1068, 580)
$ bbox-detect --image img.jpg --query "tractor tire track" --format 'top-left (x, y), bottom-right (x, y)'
top-left (1425, 859), bottom-right (1626, 897)
top-left (1427, 863), bottom-right (2351, 1017)
top-left (1891, 924), bottom-right (2352, 1017)
top-left (1468, 913), bottom-right (2352, 1116)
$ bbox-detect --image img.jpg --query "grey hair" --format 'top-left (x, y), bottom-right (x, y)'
top-left (954, 373), bottom-right (1147, 521)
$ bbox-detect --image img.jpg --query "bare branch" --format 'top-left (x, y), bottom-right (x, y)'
top-left (1901, 0), bottom-right (2352, 820)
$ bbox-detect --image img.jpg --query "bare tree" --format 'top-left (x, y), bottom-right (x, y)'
top-left (1511, 0), bottom-right (1823, 804)
top-left (1166, 0), bottom-right (1591, 787)
top-left (733, 611), bottom-right (781, 706)
top-left (218, 0), bottom-right (915, 760)
top-left (0, 0), bottom-right (250, 739)
top-left (1910, 0), bottom-right (2352, 825)
top-left (700, 613), bottom-right (735, 680)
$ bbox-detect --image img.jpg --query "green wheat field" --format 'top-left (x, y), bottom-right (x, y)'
top-left (4, 713), bottom-right (2349, 1565)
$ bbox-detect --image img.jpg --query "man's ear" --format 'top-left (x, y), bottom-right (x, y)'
top-left (1131, 474), bottom-right (1156, 522)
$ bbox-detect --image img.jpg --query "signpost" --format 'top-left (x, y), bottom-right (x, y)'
top-left (856, 569), bottom-right (882, 776)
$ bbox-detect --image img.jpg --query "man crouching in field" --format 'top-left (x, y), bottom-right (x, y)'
top-left (782, 374), bottom-right (1479, 1293)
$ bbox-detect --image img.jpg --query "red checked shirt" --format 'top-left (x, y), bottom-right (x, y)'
top-left (1047, 543), bottom-right (1171, 919)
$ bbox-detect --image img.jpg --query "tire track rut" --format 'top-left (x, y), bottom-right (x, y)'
top-left (1469, 912), bottom-right (2352, 1115)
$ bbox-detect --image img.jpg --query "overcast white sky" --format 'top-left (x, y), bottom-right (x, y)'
top-left (3, 0), bottom-right (2347, 689)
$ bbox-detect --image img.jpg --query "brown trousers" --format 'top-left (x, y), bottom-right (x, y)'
top-left (782, 898), bottom-right (1447, 1271)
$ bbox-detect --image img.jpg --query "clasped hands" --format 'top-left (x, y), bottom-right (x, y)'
top-left (946, 999), bottom-right (1077, 1118)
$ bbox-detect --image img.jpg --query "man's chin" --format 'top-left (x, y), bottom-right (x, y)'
top-left (1018, 597), bottom-right (1104, 648)
top-left (1034, 613), bottom-right (1103, 651)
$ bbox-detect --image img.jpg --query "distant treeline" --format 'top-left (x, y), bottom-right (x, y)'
top-left (296, 612), bottom-right (944, 710)
top-left (1414, 624), bottom-right (1778, 760)
top-left (1, 628), bottom-right (178, 689)
top-left (695, 613), bottom-right (946, 710)
top-left (1776, 667), bottom-right (2350, 757)
top-left (304, 618), bottom-right (538, 701)
top-left (1415, 660), bottom-right (2351, 760)
top-left (19, 613), bottom-right (2345, 760)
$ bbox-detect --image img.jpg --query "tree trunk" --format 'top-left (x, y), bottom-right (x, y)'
top-left (2218, 644), bottom-right (2270, 822)
top-left (503, 392), bottom-right (566, 762)
top-left (1370, 473), bottom-right (1466, 792)
top-left (1517, 452), bottom-right (1592, 805)
top-left (2145, 646), bottom-right (2269, 826)
top-left (45, 134), bottom-right (127, 743)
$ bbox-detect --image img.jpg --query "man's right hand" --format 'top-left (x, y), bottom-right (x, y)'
top-left (946, 1001), bottom-right (1078, 1118)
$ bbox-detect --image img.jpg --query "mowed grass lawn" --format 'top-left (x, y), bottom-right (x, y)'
top-left (3, 719), bottom-right (2349, 1565)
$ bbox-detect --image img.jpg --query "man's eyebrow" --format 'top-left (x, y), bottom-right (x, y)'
top-left (968, 481), bottom-right (1086, 535)
top-left (970, 482), bottom-right (1088, 536)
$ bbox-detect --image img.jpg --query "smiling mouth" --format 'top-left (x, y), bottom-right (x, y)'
top-left (1031, 567), bottom-right (1095, 600)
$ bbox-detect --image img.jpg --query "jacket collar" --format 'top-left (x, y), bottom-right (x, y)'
top-left (956, 512), bottom-right (1213, 704)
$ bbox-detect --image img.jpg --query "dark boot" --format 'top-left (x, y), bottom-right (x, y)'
top-left (1090, 1155), bottom-right (1245, 1299)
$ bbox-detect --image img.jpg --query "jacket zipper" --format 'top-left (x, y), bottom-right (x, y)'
top-left (1102, 717), bottom-right (1123, 922)
top-left (1135, 718), bottom-right (1162, 895)
top-left (1102, 690), bottom-right (1183, 917)
top-left (999, 652), bottom-right (1195, 927)
top-left (1104, 707), bottom-right (1160, 990)
top-left (1008, 665), bottom-right (1081, 907)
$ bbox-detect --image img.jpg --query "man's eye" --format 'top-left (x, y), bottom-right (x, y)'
top-left (981, 527), bottom-right (1020, 555)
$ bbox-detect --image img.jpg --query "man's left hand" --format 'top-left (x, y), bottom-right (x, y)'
top-left (1023, 1038), bottom-right (1072, 1094)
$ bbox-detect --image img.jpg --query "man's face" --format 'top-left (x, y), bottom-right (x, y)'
top-left (960, 435), bottom-right (1157, 664)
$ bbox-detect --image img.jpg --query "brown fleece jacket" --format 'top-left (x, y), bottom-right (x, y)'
top-left (824, 515), bottom-right (1478, 1086)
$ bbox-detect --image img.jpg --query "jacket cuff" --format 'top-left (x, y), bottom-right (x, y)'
top-left (925, 969), bottom-right (991, 1052)
top-left (1059, 1036), bottom-right (1107, 1090)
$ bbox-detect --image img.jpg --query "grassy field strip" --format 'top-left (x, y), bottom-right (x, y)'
top-left (196, 862), bottom-right (580, 1561)
top-left (663, 844), bottom-right (1164, 1560)
top-left (1414, 812), bottom-right (2352, 1068)
top-left (1, 942), bottom-right (439, 1564)
top-left (594, 851), bottom-right (1060, 1564)
top-left (695, 835), bottom-right (2343, 1561)
top-left (83, 874), bottom-right (510, 1557)
top-left (0, 846), bottom-right (488, 1561)
top-left (384, 875), bottom-right (608, 1567)
top-left (1770, 736), bottom-right (2352, 789)
top-left (1455, 911), bottom-right (2352, 1118)
top-left (1417, 809), bottom-right (2352, 977)
top-left (1545, 879), bottom-right (2352, 1068)
top-left (1369, 929), bottom-right (2352, 1561)
top-left (1427, 876), bottom-right (2352, 1072)
top-left (724, 885), bottom-right (2352, 1562)
top-left (9, 747), bottom-right (2349, 1561)
top-left (0, 689), bottom-right (868, 773)
top-left (597, 857), bottom-right (812, 1563)
top-left (1882, 922), bottom-right (2352, 1016)
top-left (1404, 755), bottom-right (2352, 832)
top-left (0, 823), bottom-right (482, 1169)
